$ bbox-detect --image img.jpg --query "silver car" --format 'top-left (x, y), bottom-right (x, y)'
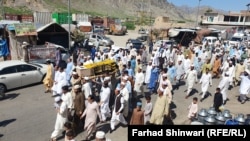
top-left (0, 60), bottom-right (47, 92)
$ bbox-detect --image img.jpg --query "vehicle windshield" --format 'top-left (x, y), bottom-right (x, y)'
top-left (231, 37), bottom-right (242, 42)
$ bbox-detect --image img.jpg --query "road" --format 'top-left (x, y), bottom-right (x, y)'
top-left (0, 30), bottom-right (249, 141)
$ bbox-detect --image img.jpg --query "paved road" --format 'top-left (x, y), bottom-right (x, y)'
top-left (0, 31), bottom-right (249, 141)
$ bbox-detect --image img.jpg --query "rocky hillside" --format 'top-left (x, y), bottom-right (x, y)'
top-left (1, 0), bottom-right (222, 23)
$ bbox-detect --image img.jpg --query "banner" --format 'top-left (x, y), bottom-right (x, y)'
top-left (14, 23), bottom-right (37, 36)
top-left (128, 125), bottom-right (250, 140)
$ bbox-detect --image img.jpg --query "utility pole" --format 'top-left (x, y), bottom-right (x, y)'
top-left (245, 3), bottom-right (250, 31)
top-left (68, 0), bottom-right (71, 50)
top-left (195, 0), bottom-right (201, 27)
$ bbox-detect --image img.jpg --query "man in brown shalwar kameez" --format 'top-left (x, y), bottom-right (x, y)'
top-left (130, 102), bottom-right (144, 125)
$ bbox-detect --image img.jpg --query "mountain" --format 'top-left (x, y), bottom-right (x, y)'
top-left (1, 0), bottom-right (223, 24)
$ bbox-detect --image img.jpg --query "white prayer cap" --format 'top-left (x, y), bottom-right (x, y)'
top-left (227, 57), bottom-right (230, 60)
top-left (84, 56), bottom-right (87, 59)
top-left (22, 41), bottom-right (29, 45)
top-left (191, 64), bottom-right (194, 67)
top-left (138, 66), bottom-right (142, 70)
top-left (162, 73), bottom-right (168, 77)
top-left (74, 84), bottom-right (81, 89)
top-left (229, 61), bottom-right (232, 64)
top-left (72, 71), bottom-right (77, 75)
top-left (84, 76), bottom-right (89, 80)
top-left (87, 55), bottom-right (91, 58)
top-left (104, 76), bottom-right (111, 81)
top-left (54, 96), bottom-right (61, 102)
top-left (96, 131), bottom-right (105, 139)
top-left (178, 58), bottom-right (182, 61)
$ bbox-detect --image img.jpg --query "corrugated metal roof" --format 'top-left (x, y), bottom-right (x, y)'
top-left (61, 24), bottom-right (76, 32)
top-left (36, 22), bottom-right (68, 33)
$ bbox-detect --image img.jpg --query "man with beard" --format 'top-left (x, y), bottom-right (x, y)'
top-left (184, 64), bottom-right (198, 99)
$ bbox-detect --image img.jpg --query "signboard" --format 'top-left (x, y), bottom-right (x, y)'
top-left (14, 23), bottom-right (37, 36)
top-left (28, 42), bottom-right (66, 62)
top-left (29, 46), bottom-right (56, 61)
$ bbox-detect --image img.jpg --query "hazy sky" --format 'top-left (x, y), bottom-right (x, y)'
top-left (167, 0), bottom-right (250, 12)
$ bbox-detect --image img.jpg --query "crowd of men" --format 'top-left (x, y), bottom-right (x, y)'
top-left (42, 37), bottom-right (250, 140)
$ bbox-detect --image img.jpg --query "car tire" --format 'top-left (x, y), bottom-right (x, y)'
top-left (0, 84), bottom-right (7, 93)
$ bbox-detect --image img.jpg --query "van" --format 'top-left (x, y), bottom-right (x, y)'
top-left (202, 36), bottom-right (218, 46)
top-left (229, 33), bottom-right (248, 46)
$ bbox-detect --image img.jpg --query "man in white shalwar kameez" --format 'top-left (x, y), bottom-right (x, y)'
top-left (51, 97), bottom-right (68, 141)
top-left (99, 82), bottom-right (111, 121)
top-left (183, 55), bottom-right (191, 71)
top-left (239, 72), bottom-right (250, 104)
top-left (82, 77), bottom-right (92, 107)
top-left (120, 82), bottom-right (129, 118)
top-left (134, 67), bottom-right (144, 95)
top-left (175, 59), bottom-right (185, 89)
top-left (199, 68), bottom-right (212, 101)
top-left (227, 61), bottom-right (235, 88)
top-left (184, 65), bottom-right (198, 99)
top-left (144, 61), bottom-right (153, 85)
top-left (54, 67), bottom-right (67, 96)
top-left (218, 72), bottom-right (230, 105)
top-left (52, 66), bottom-right (60, 96)
top-left (162, 82), bottom-right (172, 105)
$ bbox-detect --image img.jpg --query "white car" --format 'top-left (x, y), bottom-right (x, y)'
top-left (0, 60), bottom-right (48, 92)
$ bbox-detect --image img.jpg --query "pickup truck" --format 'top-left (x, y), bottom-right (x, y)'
top-left (88, 34), bottom-right (114, 47)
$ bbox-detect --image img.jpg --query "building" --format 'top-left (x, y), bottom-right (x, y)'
top-left (201, 10), bottom-right (250, 28)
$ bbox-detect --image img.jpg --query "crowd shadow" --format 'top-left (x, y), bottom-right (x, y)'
top-left (188, 88), bottom-right (199, 97)
top-left (0, 93), bottom-right (20, 101)
top-left (0, 118), bottom-right (16, 127)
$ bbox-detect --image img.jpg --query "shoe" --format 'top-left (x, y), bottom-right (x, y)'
top-left (241, 100), bottom-right (245, 104)
top-left (185, 96), bottom-right (189, 99)
top-left (44, 90), bottom-right (49, 93)
top-left (200, 98), bottom-right (203, 102)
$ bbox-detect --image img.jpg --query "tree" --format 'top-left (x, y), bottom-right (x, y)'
top-left (206, 8), bottom-right (213, 13)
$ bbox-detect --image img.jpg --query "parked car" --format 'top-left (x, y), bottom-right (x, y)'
top-left (89, 34), bottom-right (114, 47)
top-left (153, 39), bottom-right (177, 50)
top-left (0, 60), bottom-right (47, 92)
top-left (138, 28), bottom-right (148, 34)
top-left (127, 39), bottom-right (143, 50)
top-left (136, 35), bottom-right (149, 42)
